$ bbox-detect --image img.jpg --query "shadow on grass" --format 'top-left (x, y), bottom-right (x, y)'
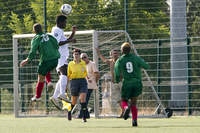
top-left (139, 124), bottom-right (200, 128)
top-left (76, 124), bottom-right (200, 129)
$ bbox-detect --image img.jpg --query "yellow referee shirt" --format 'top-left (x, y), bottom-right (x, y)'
top-left (68, 60), bottom-right (87, 79)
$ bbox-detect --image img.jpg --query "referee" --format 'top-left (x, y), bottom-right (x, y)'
top-left (67, 48), bottom-right (88, 122)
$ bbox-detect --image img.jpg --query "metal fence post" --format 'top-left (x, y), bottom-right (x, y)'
top-left (157, 40), bottom-right (161, 98)
top-left (0, 89), bottom-right (1, 113)
top-left (187, 38), bottom-right (192, 115)
top-left (43, 0), bottom-right (49, 114)
top-left (44, 0), bottom-right (47, 33)
top-left (124, 0), bottom-right (128, 33)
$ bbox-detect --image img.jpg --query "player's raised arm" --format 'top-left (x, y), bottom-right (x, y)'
top-left (96, 47), bottom-right (110, 65)
top-left (62, 25), bottom-right (77, 44)
top-left (67, 25), bottom-right (77, 40)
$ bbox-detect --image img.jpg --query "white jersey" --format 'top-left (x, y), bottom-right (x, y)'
top-left (51, 26), bottom-right (69, 70)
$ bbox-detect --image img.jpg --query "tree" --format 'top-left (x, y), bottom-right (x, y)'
top-left (127, 0), bottom-right (169, 39)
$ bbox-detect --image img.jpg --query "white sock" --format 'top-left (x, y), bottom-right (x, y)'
top-left (59, 75), bottom-right (68, 96)
top-left (53, 80), bottom-right (60, 99)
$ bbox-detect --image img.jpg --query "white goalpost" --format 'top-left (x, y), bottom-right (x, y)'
top-left (13, 30), bottom-right (171, 118)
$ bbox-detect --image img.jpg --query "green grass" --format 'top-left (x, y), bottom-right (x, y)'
top-left (0, 115), bottom-right (200, 133)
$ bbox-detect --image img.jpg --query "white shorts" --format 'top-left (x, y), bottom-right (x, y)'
top-left (56, 56), bottom-right (68, 72)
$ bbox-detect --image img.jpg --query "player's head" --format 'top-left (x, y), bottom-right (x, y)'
top-left (81, 53), bottom-right (89, 64)
top-left (56, 14), bottom-right (67, 29)
top-left (33, 23), bottom-right (42, 34)
top-left (110, 49), bottom-right (119, 60)
top-left (121, 42), bottom-right (131, 54)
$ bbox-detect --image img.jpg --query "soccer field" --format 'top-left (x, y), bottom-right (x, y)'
top-left (0, 115), bottom-right (200, 133)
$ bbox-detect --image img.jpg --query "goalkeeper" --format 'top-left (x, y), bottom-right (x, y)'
top-left (20, 23), bottom-right (60, 102)
top-left (114, 42), bottom-right (149, 127)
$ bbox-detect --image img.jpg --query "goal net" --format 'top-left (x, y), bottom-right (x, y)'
top-left (13, 30), bottom-right (168, 118)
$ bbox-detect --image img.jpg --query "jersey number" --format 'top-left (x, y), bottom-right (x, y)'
top-left (126, 62), bottom-right (133, 73)
top-left (41, 34), bottom-right (49, 42)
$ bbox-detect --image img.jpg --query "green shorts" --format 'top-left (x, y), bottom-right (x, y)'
top-left (38, 59), bottom-right (58, 76)
top-left (121, 78), bottom-right (143, 100)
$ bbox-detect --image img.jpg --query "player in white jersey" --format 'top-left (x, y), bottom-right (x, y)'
top-left (50, 14), bottom-right (77, 109)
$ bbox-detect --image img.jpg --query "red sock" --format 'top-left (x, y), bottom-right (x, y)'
top-left (36, 82), bottom-right (44, 98)
top-left (45, 72), bottom-right (51, 84)
top-left (121, 101), bottom-right (128, 110)
top-left (131, 105), bottom-right (138, 120)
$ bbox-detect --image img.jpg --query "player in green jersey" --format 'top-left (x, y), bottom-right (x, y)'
top-left (114, 42), bottom-right (149, 127)
top-left (20, 23), bottom-right (60, 102)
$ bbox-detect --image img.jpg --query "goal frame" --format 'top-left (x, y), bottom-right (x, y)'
top-left (13, 30), bottom-right (169, 118)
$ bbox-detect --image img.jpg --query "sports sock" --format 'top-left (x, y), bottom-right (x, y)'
top-left (59, 75), bottom-right (67, 96)
top-left (45, 72), bottom-right (51, 84)
top-left (121, 101), bottom-right (128, 109)
top-left (131, 105), bottom-right (138, 120)
top-left (71, 104), bottom-right (75, 110)
top-left (53, 80), bottom-right (60, 99)
top-left (36, 82), bottom-right (45, 98)
top-left (69, 104), bottom-right (75, 113)
top-left (80, 102), bottom-right (87, 119)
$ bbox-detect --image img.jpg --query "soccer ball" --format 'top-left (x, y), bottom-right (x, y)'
top-left (60, 4), bottom-right (72, 15)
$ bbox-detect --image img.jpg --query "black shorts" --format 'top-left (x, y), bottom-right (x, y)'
top-left (70, 78), bottom-right (88, 96)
